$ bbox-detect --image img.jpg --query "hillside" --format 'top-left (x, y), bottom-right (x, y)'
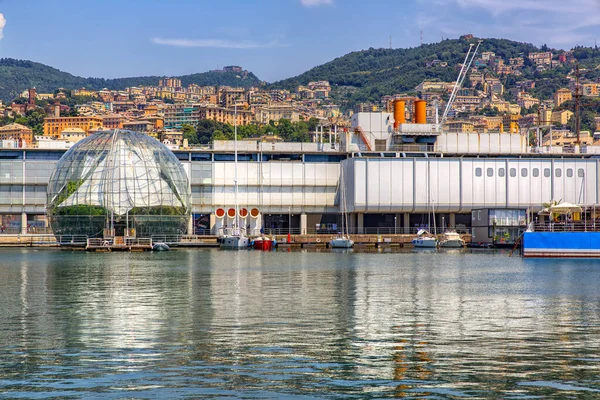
top-left (0, 59), bottom-right (263, 102)
top-left (272, 37), bottom-right (600, 108)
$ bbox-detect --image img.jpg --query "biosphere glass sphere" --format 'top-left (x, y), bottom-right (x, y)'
top-left (46, 130), bottom-right (190, 237)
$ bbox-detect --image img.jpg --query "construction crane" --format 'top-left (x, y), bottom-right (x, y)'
top-left (439, 40), bottom-right (482, 131)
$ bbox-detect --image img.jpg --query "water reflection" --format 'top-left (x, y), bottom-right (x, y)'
top-left (0, 248), bottom-right (599, 398)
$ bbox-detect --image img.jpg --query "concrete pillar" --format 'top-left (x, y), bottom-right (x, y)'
top-left (300, 213), bottom-right (307, 235)
top-left (449, 213), bottom-right (456, 229)
top-left (357, 213), bottom-right (364, 234)
top-left (404, 212), bottom-right (410, 234)
top-left (21, 212), bottom-right (27, 234)
top-left (187, 214), bottom-right (194, 235)
top-left (210, 214), bottom-right (216, 234)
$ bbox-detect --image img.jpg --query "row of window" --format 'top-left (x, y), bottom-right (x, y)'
top-left (475, 167), bottom-right (585, 178)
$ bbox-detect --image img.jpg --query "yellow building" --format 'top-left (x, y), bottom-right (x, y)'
top-left (446, 121), bottom-right (474, 133)
top-left (255, 105), bottom-right (299, 124)
top-left (102, 114), bottom-right (125, 129)
top-left (551, 110), bottom-right (574, 125)
top-left (553, 88), bottom-right (572, 107)
top-left (59, 127), bottom-right (87, 143)
top-left (199, 106), bottom-right (254, 126)
top-left (502, 114), bottom-right (520, 133)
top-left (73, 88), bottom-right (98, 97)
top-left (43, 116), bottom-right (103, 137)
top-left (0, 123), bottom-right (33, 145)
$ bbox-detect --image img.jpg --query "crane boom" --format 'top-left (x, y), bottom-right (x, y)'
top-left (440, 40), bottom-right (482, 130)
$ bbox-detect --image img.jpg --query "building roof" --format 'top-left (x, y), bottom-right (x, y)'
top-left (60, 127), bottom-right (86, 134)
top-left (0, 123), bottom-right (32, 132)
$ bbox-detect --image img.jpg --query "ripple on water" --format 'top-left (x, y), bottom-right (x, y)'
top-left (1, 248), bottom-right (600, 398)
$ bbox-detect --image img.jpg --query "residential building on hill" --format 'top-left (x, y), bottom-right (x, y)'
top-left (198, 105), bottom-right (254, 126)
top-left (0, 123), bottom-right (33, 146)
top-left (43, 116), bottom-right (103, 137)
top-left (554, 88), bottom-right (572, 107)
top-left (163, 104), bottom-right (200, 130)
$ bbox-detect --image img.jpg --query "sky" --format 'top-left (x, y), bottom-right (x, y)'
top-left (0, 0), bottom-right (599, 82)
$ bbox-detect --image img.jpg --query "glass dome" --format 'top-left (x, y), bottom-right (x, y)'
top-left (47, 130), bottom-right (191, 238)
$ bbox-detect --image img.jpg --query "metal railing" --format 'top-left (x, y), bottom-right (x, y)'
top-left (211, 226), bottom-right (472, 236)
top-left (530, 222), bottom-right (600, 232)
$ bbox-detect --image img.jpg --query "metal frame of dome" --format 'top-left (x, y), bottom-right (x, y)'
top-left (46, 129), bottom-right (191, 238)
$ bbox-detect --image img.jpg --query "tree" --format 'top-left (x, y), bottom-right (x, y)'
top-left (181, 124), bottom-right (198, 144)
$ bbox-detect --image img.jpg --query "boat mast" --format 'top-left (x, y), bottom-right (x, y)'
top-left (234, 102), bottom-right (239, 230)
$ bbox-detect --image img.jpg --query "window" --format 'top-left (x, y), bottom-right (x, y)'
top-left (578, 168), bottom-right (585, 177)
top-left (567, 168), bottom-right (573, 178)
top-left (544, 168), bottom-right (551, 177)
top-left (533, 168), bottom-right (539, 177)
top-left (510, 168), bottom-right (516, 177)
top-left (475, 167), bottom-right (482, 177)
top-left (555, 168), bottom-right (562, 177)
top-left (487, 168), bottom-right (493, 177)
top-left (498, 168), bottom-right (505, 177)
top-left (521, 168), bottom-right (528, 177)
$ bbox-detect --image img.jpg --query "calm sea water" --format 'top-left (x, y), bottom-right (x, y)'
top-left (1, 248), bottom-right (600, 399)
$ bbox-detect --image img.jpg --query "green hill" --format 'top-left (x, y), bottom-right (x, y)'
top-left (0, 58), bottom-right (263, 102)
top-left (272, 37), bottom-right (600, 108)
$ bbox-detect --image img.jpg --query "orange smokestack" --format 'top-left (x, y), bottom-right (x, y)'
top-left (414, 100), bottom-right (427, 124)
top-left (393, 100), bottom-right (405, 129)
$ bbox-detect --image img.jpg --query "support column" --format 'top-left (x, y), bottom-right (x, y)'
top-left (404, 212), bottom-right (410, 234)
top-left (210, 214), bottom-right (217, 235)
top-left (21, 212), bottom-right (27, 234)
top-left (357, 212), bottom-right (364, 234)
top-left (449, 213), bottom-right (456, 229)
top-left (300, 213), bottom-right (307, 235)
top-left (187, 214), bottom-right (194, 235)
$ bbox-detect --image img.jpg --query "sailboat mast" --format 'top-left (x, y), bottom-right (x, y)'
top-left (234, 103), bottom-right (239, 229)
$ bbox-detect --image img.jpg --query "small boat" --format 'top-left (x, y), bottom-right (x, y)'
top-left (220, 229), bottom-right (249, 250)
top-left (412, 229), bottom-right (438, 248)
top-left (329, 235), bottom-right (354, 249)
top-left (253, 236), bottom-right (274, 251)
top-left (152, 242), bottom-right (170, 251)
top-left (439, 230), bottom-right (465, 248)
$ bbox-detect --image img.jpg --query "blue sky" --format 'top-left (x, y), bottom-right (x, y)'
top-left (0, 0), bottom-right (599, 82)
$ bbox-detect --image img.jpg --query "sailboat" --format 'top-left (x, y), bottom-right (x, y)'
top-left (220, 103), bottom-right (249, 250)
top-left (329, 167), bottom-right (354, 248)
top-left (412, 191), bottom-right (438, 248)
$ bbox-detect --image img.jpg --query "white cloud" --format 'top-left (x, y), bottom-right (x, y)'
top-left (152, 37), bottom-right (286, 49)
top-left (300, 0), bottom-right (333, 7)
top-left (417, 0), bottom-right (600, 48)
top-left (0, 13), bottom-right (6, 40)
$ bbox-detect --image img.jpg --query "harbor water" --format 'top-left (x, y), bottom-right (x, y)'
top-left (1, 248), bottom-right (600, 398)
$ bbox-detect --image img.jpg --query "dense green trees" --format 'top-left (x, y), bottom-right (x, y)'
top-left (1, 109), bottom-right (47, 135)
top-left (191, 117), bottom-right (321, 144)
top-left (0, 58), bottom-right (262, 102)
top-left (270, 38), bottom-right (600, 109)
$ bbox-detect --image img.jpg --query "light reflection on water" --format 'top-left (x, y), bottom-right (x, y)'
top-left (0, 248), bottom-right (599, 398)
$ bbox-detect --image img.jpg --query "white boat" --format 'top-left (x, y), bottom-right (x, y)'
top-left (329, 167), bottom-right (354, 249)
top-left (412, 229), bottom-right (438, 248)
top-left (330, 235), bottom-right (354, 248)
top-left (438, 230), bottom-right (465, 248)
top-left (220, 103), bottom-right (248, 250)
top-left (152, 242), bottom-right (170, 251)
top-left (220, 228), bottom-right (249, 249)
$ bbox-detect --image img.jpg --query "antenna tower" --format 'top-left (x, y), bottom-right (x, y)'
top-left (420, 30), bottom-right (423, 45)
